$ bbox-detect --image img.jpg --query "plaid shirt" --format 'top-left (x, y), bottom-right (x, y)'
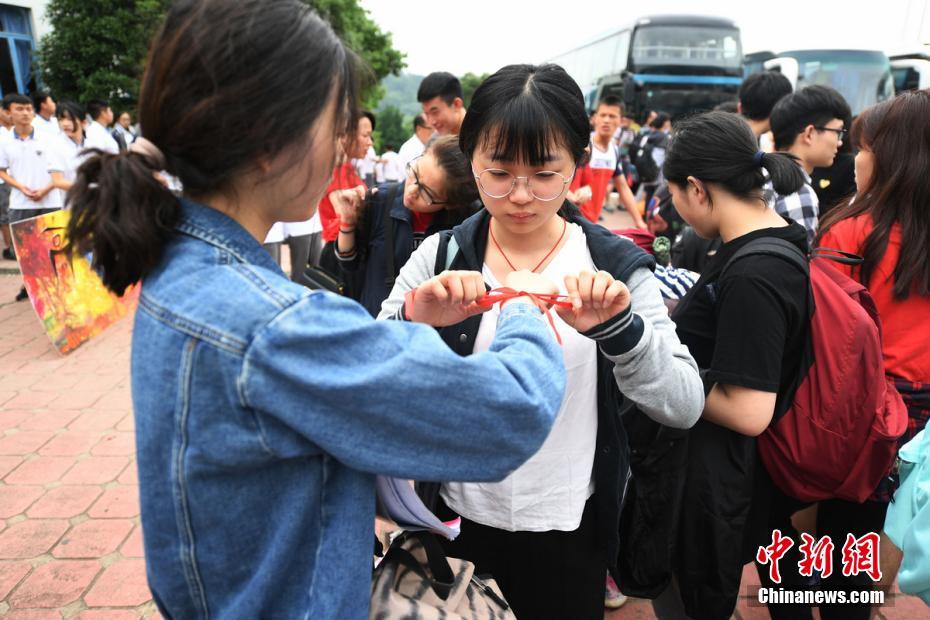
top-left (763, 170), bottom-right (819, 248)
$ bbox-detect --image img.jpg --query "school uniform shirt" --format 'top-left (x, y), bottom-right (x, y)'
top-left (44, 134), bottom-right (89, 207)
top-left (442, 222), bottom-right (600, 532)
top-left (397, 134), bottom-right (426, 169)
top-left (380, 150), bottom-right (405, 182)
top-left (570, 140), bottom-right (622, 223)
top-left (84, 120), bottom-right (119, 155)
top-left (819, 214), bottom-right (930, 383)
top-left (0, 130), bottom-right (63, 211)
top-left (32, 114), bottom-right (60, 138)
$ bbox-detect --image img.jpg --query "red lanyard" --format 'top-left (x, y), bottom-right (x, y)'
top-left (489, 217), bottom-right (567, 273)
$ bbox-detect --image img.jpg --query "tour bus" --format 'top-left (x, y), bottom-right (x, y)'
top-left (550, 15), bottom-right (744, 121)
top-left (890, 51), bottom-right (930, 92)
top-left (745, 49), bottom-right (895, 116)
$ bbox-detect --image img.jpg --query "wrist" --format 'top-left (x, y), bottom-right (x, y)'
top-left (339, 227), bottom-right (355, 234)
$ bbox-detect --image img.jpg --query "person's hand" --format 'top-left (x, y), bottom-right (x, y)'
top-left (406, 271), bottom-right (489, 326)
top-left (21, 186), bottom-right (40, 200)
top-left (33, 185), bottom-right (53, 201)
top-left (556, 270), bottom-right (631, 333)
top-left (501, 270), bottom-right (558, 308)
top-left (330, 185), bottom-right (367, 228)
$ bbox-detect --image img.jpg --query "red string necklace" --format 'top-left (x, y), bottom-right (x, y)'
top-left (489, 216), bottom-right (567, 273)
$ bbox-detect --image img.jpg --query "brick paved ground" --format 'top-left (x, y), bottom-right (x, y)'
top-left (1, 213), bottom-right (926, 619)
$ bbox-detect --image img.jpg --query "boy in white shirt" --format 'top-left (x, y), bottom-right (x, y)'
top-left (31, 91), bottom-right (60, 137)
top-left (0, 94), bottom-right (63, 300)
top-left (84, 99), bottom-right (119, 155)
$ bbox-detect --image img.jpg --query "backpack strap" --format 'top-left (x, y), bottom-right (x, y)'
top-left (718, 237), bottom-right (809, 282)
top-left (432, 229), bottom-right (460, 275)
top-left (382, 182), bottom-right (403, 287)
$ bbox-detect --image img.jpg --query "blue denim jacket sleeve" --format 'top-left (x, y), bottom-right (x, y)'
top-left (240, 290), bottom-right (566, 481)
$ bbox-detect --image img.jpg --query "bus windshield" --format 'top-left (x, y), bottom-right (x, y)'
top-left (631, 25), bottom-right (741, 71)
top-left (785, 50), bottom-right (894, 116)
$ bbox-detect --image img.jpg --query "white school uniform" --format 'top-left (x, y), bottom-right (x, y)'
top-left (0, 129), bottom-right (63, 211)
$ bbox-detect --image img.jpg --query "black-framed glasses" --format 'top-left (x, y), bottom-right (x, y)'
top-left (405, 158), bottom-right (449, 206)
top-left (815, 127), bottom-right (847, 141)
top-left (472, 167), bottom-right (576, 202)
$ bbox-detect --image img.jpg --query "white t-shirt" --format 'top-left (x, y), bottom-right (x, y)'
top-left (84, 121), bottom-right (119, 155)
top-left (380, 150), bottom-right (405, 182)
top-left (45, 134), bottom-right (91, 207)
top-left (589, 134), bottom-right (620, 173)
top-left (397, 134), bottom-right (426, 170)
top-left (0, 129), bottom-right (63, 210)
top-left (441, 222), bottom-right (600, 532)
top-left (32, 114), bottom-right (60, 137)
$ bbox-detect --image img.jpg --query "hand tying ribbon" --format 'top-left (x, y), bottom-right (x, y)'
top-left (477, 287), bottom-right (573, 345)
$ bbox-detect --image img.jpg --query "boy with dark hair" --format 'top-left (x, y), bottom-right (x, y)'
top-left (0, 93), bottom-right (63, 300)
top-left (767, 85), bottom-right (850, 244)
top-left (0, 94), bottom-right (15, 259)
top-left (31, 90), bottom-right (59, 136)
top-left (84, 99), bottom-right (119, 154)
top-left (569, 95), bottom-right (646, 227)
top-left (738, 71), bottom-right (793, 137)
top-left (398, 113), bottom-right (433, 168)
top-left (417, 71), bottom-right (466, 136)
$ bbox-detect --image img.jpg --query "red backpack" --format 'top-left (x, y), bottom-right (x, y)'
top-left (717, 239), bottom-right (908, 502)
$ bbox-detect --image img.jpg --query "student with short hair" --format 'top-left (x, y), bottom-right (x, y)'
top-left (397, 112), bottom-right (433, 168)
top-left (111, 111), bottom-right (137, 151)
top-left (738, 71), bottom-right (793, 138)
top-left (417, 71), bottom-right (466, 136)
top-left (63, 1), bottom-right (570, 616)
top-left (569, 95), bottom-right (646, 228)
top-left (768, 85), bottom-right (851, 245)
top-left (380, 63), bottom-right (703, 620)
top-left (0, 94), bottom-right (15, 259)
top-left (0, 93), bottom-right (63, 300)
top-left (31, 90), bottom-right (59, 136)
top-left (84, 99), bottom-right (119, 154)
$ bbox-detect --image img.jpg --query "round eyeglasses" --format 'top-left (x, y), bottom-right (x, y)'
top-left (473, 167), bottom-right (576, 202)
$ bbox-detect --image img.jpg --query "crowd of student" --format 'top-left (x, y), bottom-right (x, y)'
top-left (4, 0), bottom-right (928, 618)
top-left (0, 90), bottom-right (136, 300)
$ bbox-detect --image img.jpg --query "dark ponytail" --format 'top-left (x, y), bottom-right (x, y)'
top-left (425, 135), bottom-right (480, 209)
top-left (66, 0), bottom-right (357, 295)
top-left (663, 111), bottom-right (806, 204)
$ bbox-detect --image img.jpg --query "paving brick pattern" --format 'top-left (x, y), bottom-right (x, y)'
top-left (1, 257), bottom-right (925, 619)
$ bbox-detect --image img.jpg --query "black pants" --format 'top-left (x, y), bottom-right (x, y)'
top-left (758, 494), bottom-right (888, 620)
top-left (436, 496), bottom-right (605, 620)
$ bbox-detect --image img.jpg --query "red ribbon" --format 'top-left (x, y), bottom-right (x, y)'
top-left (404, 287), bottom-right (571, 344)
top-left (477, 287), bottom-right (572, 345)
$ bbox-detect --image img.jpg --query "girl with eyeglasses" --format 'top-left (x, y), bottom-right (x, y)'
top-left (378, 63), bottom-right (703, 619)
top-left (331, 135), bottom-right (480, 317)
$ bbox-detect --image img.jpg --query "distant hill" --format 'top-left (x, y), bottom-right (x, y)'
top-left (377, 73), bottom-right (423, 116)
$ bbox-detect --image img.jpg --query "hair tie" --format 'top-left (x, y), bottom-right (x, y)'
top-left (129, 137), bottom-right (167, 170)
top-left (754, 150), bottom-right (766, 168)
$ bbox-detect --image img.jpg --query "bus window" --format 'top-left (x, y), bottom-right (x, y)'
top-left (631, 25), bottom-right (741, 70)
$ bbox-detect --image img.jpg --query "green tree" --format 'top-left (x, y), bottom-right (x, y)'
top-left (376, 106), bottom-right (407, 153)
top-left (36, 0), bottom-right (170, 111)
top-left (37, 0), bottom-right (404, 113)
top-left (306, 0), bottom-right (406, 109)
top-left (460, 72), bottom-right (489, 108)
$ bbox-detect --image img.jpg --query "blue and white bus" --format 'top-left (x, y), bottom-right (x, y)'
top-left (550, 15), bottom-right (743, 120)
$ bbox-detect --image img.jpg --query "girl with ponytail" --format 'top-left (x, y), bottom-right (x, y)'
top-left (63, 1), bottom-right (572, 616)
top-left (653, 111), bottom-right (815, 618)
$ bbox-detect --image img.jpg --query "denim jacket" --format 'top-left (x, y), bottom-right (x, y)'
top-left (132, 199), bottom-right (566, 619)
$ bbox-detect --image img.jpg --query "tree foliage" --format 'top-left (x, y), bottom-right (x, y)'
top-left (460, 72), bottom-right (489, 108)
top-left (36, 0), bottom-right (169, 111)
top-left (305, 0), bottom-right (405, 109)
top-left (36, 0), bottom-right (405, 113)
top-left (376, 106), bottom-right (407, 152)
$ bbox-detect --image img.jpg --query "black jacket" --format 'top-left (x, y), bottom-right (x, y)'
top-left (418, 204), bottom-right (656, 574)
